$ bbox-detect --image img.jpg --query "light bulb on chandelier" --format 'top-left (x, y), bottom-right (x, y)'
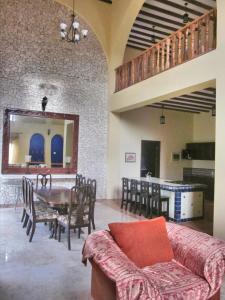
top-left (60, 0), bottom-right (88, 44)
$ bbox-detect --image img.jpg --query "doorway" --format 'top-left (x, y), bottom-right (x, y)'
top-left (140, 140), bottom-right (160, 177)
top-left (51, 134), bottom-right (63, 167)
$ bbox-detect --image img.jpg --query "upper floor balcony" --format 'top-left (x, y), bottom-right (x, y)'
top-left (115, 9), bottom-right (216, 93)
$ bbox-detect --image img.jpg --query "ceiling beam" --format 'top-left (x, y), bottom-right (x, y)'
top-left (149, 105), bottom-right (200, 114)
top-left (136, 16), bottom-right (178, 32)
top-left (153, 0), bottom-right (203, 17)
top-left (133, 23), bottom-right (170, 37)
top-left (131, 29), bottom-right (162, 41)
top-left (139, 10), bottom-right (184, 27)
top-left (126, 44), bottom-right (146, 51)
top-left (162, 100), bottom-right (212, 110)
top-left (143, 3), bottom-right (194, 22)
top-left (185, 0), bottom-right (213, 10)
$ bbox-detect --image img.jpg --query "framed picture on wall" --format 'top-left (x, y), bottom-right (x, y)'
top-left (125, 152), bottom-right (136, 163)
top-left (172, 152), bottom-right (180, 161)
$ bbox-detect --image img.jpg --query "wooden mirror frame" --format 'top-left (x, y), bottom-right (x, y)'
top-left (2, 108), bottom-right (79, 174)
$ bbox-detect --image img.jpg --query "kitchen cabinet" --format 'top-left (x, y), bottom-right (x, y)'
top-left (181, 192), bottom-right (203, 219)
top-left (185, 142), bottom-right (215, 160)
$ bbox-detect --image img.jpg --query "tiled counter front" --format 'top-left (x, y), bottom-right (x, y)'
top-left (131, 177), bottom-right (206, 223)
top-left (161, 189), bottom-right (204, 222)
top-left (0, 177), bottom-right (76, 207)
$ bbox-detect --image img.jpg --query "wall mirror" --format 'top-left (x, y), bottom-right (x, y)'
top-left (2, 108), bottom-right (79, 174)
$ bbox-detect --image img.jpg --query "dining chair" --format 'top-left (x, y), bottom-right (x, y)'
top-left (87, 179), bottom-right (97, 230)
top-left (151, 183), bottom-right (169, 220)
top-left (120, 178), bottom-right (130, 209)
top-left (21, 176), bottom-right (28, 223)
top-left (130, 179), bottom-right (140, 212)
top-left (139, 181), bottom-right (151, 217)
top-left (36, 173), bottom-right (52, 189)
top-left (57, 185), bottom-right (92, 250)
top-left (75, 174), bottom-right (82, 188)
top-left (26, 179), bottom-right (58, 242)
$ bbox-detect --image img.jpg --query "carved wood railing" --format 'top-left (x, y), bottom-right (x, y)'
top-left (115, 9), bottom-right (217, 92)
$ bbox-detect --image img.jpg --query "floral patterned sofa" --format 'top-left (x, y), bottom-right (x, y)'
top-left (82, 222), bottom-right (225, 300)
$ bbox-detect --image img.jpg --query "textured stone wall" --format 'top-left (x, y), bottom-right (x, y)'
top-left (0, 0), bottom-right (108, 199)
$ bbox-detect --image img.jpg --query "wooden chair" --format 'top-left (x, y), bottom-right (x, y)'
top-left (120, 178), bottom-right (130, 209)
top-left (87, 179), bottom-right (97, 230)
top-left (139, 181), bottom-right (151, 217)
top-left (36, 173), bottom-right (52, 189)
top-left (57, 185), bottom-right (92, 250)
top-left (75, 174), bottom-right (83, 188)
top-left (21, 176), bottom-right (28, 223)
top-left (130, 179), bottom-right (140, 212)
top-left (151, 183), bottom-right (169, 220)
top-left (26, 179), bottom-right (58, 242)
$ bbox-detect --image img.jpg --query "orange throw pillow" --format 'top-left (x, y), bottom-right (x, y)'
top-left (108, 217), bottom-right (174, 268)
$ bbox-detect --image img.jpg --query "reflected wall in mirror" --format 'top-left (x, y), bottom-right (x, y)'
top-left (2, 109), bottom-right (79, 174)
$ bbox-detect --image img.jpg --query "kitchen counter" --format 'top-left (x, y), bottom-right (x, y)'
top-left (129, 177), bottom-right (206, 222)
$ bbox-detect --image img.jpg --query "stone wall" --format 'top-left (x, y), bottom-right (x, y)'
top-left (0, 0), bottom-right (108, 200)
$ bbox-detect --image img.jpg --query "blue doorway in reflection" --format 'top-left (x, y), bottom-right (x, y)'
top-left (51, 134), bottom-right (63, 168)
top-left (29, 133), bottom-right (45, 164)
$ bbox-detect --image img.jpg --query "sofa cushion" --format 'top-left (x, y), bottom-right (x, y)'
top-left (143, 260), bottom-right (210, 299)
top-left (108, 217), bottom-right (174, 268)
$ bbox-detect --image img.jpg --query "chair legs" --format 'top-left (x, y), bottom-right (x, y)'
top-left (67, 228), bottom-right (71, 250)
top-left (92, 218), bottom-right (96, 230)
top-left (23, 214), bottom-right (29, 228)
top-left (58, 224), bottom-right (61, 242)
top-left (29, 222), bottom-right (36, 242)
top-left (26, 220), bottom-right (32, 236)
top-left (21, 208), bottom-right (26, 222)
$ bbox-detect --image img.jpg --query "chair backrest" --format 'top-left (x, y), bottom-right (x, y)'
top-left (130, 179), bottom-right (138, 192)
top-left (36, 173), bottom-right (52, 188)
top-left (22, 176), bottom-right (27, 206)
top-left (69, 185), bottom-right (91, 226)
top-left (26, 179), bottom-right (36, 219)
top-left (140, 181), bottom-right (150, 195)
top-left (151, 183), bottom-right (160, 201)
top-left (75, 174), bottom-right (82, 187)
top-left (122, 178), bottom-right (129, 191)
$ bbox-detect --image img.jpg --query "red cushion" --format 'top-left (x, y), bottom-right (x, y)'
top-left (108, 217), bottom-right (174, 268)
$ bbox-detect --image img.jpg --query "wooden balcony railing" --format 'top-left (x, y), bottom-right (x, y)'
top-left (115, 9), bottom-right (217, 93)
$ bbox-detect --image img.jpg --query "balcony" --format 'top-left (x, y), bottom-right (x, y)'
top-left (115, 9), bottom-right (216, 93)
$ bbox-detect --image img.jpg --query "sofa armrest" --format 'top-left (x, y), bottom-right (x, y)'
top-left (82, 230), bottom-right (162, 300)
top-left (166, 223), bottom-right (225, 296)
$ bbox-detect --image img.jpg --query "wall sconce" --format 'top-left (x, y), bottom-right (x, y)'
top-left (42, 96), bottom-right (48, 112)
top-left (47, 129), bottom-right (51, 135)
top-left (160, 105), bottom-right (166, 125)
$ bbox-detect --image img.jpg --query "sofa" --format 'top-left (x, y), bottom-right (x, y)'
top-left (82, 222), bottom-right (225, 300)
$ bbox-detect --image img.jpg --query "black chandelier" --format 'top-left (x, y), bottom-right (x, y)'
top-left (160, 105), bottom-right (166, 125)
top-left (183, 2), bottom-right (189, 24)
top-left (151, 26), bottom-right (156, 44)
top-left (60, 0), bottom-right (88, 43)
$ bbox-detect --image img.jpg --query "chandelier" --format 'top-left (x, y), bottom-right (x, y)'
top-left (60, 0), bottom-right (88, 43)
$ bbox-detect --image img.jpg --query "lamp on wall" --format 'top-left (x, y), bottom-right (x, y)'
top-left (60, 0), bottom-right (88, 43)
top-left (160, 105), bottom-right (166, 125)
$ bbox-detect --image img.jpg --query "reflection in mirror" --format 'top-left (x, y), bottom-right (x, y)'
top-left (9, 115), bottom-right (74, 169)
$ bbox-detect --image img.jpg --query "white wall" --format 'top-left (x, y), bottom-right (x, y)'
top-left (119, 107), bottom-right (193, 188)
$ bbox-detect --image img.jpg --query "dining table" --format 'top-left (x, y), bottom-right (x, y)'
top-left (34, 186), bottom-right (72, 208)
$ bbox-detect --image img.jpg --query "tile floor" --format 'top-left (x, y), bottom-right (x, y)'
top-left (0, 201), bottom-right (224, 300)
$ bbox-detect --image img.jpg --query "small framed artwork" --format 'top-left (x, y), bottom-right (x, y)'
top-left (125, 152), bottom-right (136, 163)
top-left (172, 152), bottom-right (180, 161)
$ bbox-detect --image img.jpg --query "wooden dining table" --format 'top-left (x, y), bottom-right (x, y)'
top-left (34, 186), bottom-right (72, 208)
